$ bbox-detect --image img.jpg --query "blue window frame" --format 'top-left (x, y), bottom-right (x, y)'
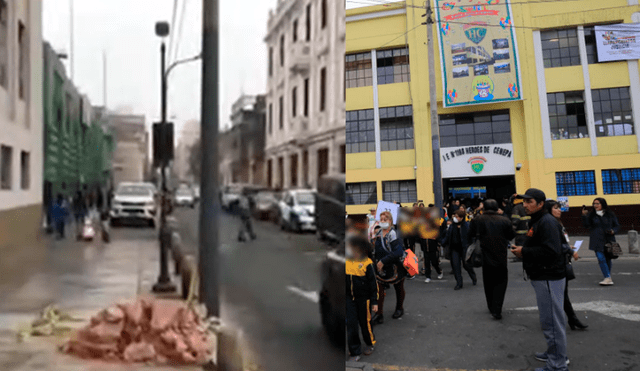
top-left (556, 171), bottom-right (596, 196)
top-left (602, 168), bottom-right (640, 194)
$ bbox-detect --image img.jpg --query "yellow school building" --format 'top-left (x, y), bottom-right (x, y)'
top-left (345, 0), bottom-right (640, 231)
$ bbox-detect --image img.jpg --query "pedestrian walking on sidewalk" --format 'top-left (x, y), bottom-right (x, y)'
top-left (468, 199), bottom-right (515, 320)
top-left (582, 197), bottom-right (620, 286)
top-left (421, 207), bottom-right (443, 283)
top-left (441, 210), bottom-right (477, 290)
top-left (372, 211), bottom-right (406, 324)
top-left (52, 194), bottom-right (68, 239)
top-left (73, 191), bottom-right (87, 240)
top-left (510, 189), bottom-right (569, 371)
top-left (346, 234), bottom-right (378, 362)
top-left (237, 194), bottom-right (256, 242)
top-left (546, 200), bottom-right (588, 331)
top-left (510, 194), bottom-right (530, 263)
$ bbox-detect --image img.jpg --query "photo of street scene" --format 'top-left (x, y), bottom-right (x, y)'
top-left (452, 54), bottom-right (468, 65)
top-left (453, 66), bottom-right (470, 78)
top-left (474, 64), bottom-right (489, 76)
top-left (494, 49), bottom-right (510, 60)
top-left (494, 62), bottom-right (511, 74)
top-left (451, 42), bottom-right (466, 54)
top-left (493, 38), bottom-right (509, 49)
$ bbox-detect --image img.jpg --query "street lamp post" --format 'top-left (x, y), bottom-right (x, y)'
top-left (153, 21), bottom-right (176, 293)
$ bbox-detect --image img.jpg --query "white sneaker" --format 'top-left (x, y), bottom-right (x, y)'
top-left (437, 272), bottom-right (444, 280)
top-left (424, 278), bottom-right (432, 283)
top-left (599, 277), bottom-right (614, 286)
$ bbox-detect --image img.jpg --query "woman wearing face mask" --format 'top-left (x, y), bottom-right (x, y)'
top-left (441, 210), bottom-right (477, 290)
top-left (582, 197), bottom-right (620, 286)
top-left (371, 211), bottom-right (406, 323)
top-left (546, 200), bottom-right (588, 331)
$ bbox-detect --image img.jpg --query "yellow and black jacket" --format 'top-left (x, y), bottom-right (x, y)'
top-left (346, 258), bottom-right (378, 304)
top-left (511, 202), bottom-right (531, 246)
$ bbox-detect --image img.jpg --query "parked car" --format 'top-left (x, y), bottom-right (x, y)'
top-left (110, 183), bottom-right (157, 227)
top-left (252, 191), bottom-right (280, 221)
top-left (316, 174), bottom-right (345, 244)
top-left (278, 189), bottom-right (316, 233)
top-left (175, 188), bottom-right (195, 208)
top-left (193, 186), bottom-right (200, 201)
top-left (221, 184), bottom-right (243, 211)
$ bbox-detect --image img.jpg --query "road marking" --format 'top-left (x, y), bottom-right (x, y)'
top-left (513, 300), bottom-right (640, 322)
top-left (370, 364), bottom-right (513, 371)
top-left (286, 286), bottom-right (319, 303)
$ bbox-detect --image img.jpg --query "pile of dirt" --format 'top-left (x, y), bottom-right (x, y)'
top-left (61, 298), bottom-right (211, 364)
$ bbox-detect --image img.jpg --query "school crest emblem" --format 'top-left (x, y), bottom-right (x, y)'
top-left (468, 156), bottom-right (487, 174)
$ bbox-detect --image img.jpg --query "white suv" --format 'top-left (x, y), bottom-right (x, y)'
top-left (110, 183), bottom-right (157, 227)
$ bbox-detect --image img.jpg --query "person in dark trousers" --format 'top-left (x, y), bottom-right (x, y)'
top-left (346, 234), bottom-right (378, 362)
top-left (237, 194), bottom-right (256, 241)
top-left (582, 197), bottom-right (620, 286)
top-left (422, 207), bottom-right (444, 283)
top-left (546, 200), bottom-right (588, 331)
top-left (441, 209), bottom-right (477, 290)
top-left (468, 199), bottom-right (515, 320)
top-left (510, 194), bottom-right (530, 262)
top-left (73, 191), bottom-right (87, 240)
top-left (371, 211), bottom-right (406, 323)
top-left (52, 194), bottom-right (68, 239)
top-left (510, 189), bottom-right (569, 371)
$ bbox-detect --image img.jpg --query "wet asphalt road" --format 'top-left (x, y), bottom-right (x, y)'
top-left (171, 205), bottom-right (343, 371)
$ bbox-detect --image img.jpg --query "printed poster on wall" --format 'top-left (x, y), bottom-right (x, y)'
top-left (434, 0), bottom-right (523, 107)
top-left (595, 23), bottom-right (640, 62)
top-left (375, 201), bottom-right (400, 223)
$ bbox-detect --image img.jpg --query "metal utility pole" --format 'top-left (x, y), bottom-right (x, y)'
top-left (153, 22), bottom-right (176, 293)
top-left (199, 0), bottom-right (220, 318)
top-left (424, 1), bottom-right (443, 210)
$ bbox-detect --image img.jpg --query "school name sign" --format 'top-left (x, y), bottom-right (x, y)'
top-left (440, 144), bottom-right (515, 178)
top-left (434, 0), bottom-right (523, 108)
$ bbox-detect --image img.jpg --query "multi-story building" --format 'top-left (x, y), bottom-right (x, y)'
top-left (264, 0), bottom-right (346, 191)
top-left (175, 119), bottom-right (200, 183)
top-left (109, 113), bottom-right (148, 186)
top-left (346, 1), bottom-right (640, 233)
top-left (231, 94), bottom-right (266, 185)
top-left (0, 0), bottom-right (43, 250)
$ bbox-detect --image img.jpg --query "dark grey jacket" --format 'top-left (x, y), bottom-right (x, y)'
top-left (582, 211), bottom-right (620, 252)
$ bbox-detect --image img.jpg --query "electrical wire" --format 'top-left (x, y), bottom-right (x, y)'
top-left (348, 0), bottom-right (635, 9)
top-left (172, 0), bottom-right (189, 64)
top-left (168, 0), bottom-right (179, 60)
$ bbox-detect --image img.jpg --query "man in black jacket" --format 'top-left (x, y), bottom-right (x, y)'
top-left (511, 189), bottom-right (568, 371)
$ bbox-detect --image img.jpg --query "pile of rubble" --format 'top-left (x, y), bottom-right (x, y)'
top-left (61, 298), bottom-right (211, 364)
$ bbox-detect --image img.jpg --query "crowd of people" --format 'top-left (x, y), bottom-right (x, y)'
top-left (49, 187), bottom-right (107, 240)
top-left (346, 189), bottom-right (621, 371)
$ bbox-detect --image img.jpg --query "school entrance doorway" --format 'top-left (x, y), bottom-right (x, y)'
top-left (443, 175), bottom-right (516, 201)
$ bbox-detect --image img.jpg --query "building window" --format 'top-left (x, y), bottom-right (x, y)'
top-left (592, 87), bottom-right (634, 137)
top-left (383, 180), bottom-right (417, 204)
top-left (346, 109), bottom-right (375, 153)
top-left (304, 78), bottom-right (309, 117)
top-left (320, 67), bottom-right (326, 112)
top-left (1, 145), bottom-right (12, 190)
top-left (541, 28), bottom-right (580, 68)
top-left (556, 171), bottom-right (596, 196)
top-left (321, 0), bottom-right (327, 29)
top-left (293, 19), bottom-right (298, 42)
top-left (346, 182), bottom-right (377, 205)
top-left (290, 153), bottom-right (298, 187)
top-left (583, 26), bottom-right (598, 65)
top-left (345, 52), bottom-right (372, 88)
top-left (602, 168), bottom-right (640, 194)
top-left (317, 148), bottom-right (329, 178)
top-left (547, 91), bottom-right (588, 140)
top-left (278, 157), bottom-right (284, 188)
top-left (268, 47), bottom-right (273, 77)
top-left (280, 34), bottom-right (284, 67)
top-left (20, 151), bottom-right (29, 190)
top-left (292, 87), bottom-right (297, 118)
top-left (303, 150), bottom-right (309, 186)
top-left (0, 0), bottom-right (7, 89)
top-left (18, 22), bottom-right (27, 100)
top-left (439, 110), bottom-right (511, 147)
top-left (340, 144), bottom-right (346, 173)
top-left (267, 159), bottom-right (273, 188)
top-left (377, 47), bottom-right (410, 85)
top-left (279, 96), bottom-right (283, 130)
top-left (380, 105), bottom-right (414, 151)
top-left (268, 103), bottom-right (273, 135)
top-left (306, 4), bottom-right (311, 41)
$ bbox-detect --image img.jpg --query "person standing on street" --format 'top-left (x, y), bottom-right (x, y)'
top-left (510, 194), bottom-right (530, 262)
top-left (422, 207), bottom-right (444, 283)
top-left (510, 189), bottom-right (569, 371)
top-left (52, 194), bottom-right (68, 239)
top-left (73, 191), bottom-right (87, 240)
top-left (441, 210), bottom-right (477, 290)
top-left (468, 199), bottom-right (515, 320)
top-left (237, 193), bottom-right (257, 241)
top-left (546, 200), bottom-right (588, 331)
top-left (372, 211), bottom-right (406, 323)
top-left (346, 234), bottom-right (378, 362)
top-left (582, 197), bottom-right (620, 286)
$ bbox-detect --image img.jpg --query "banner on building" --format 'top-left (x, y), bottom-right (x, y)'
top-left (440, 144), bottom-right (515, 178)
top-left (434, 0), bottom-right (523, 107)
top-left (595, 23), bottom-right (640, 62)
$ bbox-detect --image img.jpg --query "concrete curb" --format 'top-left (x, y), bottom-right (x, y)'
top-left (346, 361), bottom-right (375, 371)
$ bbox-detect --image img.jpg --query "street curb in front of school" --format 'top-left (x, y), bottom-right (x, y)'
top-left (346, 361), bottom-right (375, 371)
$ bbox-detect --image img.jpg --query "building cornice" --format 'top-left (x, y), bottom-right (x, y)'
top-left (346, 6), bottom-right (406, 23)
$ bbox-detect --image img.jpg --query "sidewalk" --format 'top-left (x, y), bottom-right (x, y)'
top-left (0, 225), bottom-right (203, 371)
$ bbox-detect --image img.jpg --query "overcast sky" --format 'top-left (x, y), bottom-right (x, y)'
top-left (43, 0), bottom-right (277, 140)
